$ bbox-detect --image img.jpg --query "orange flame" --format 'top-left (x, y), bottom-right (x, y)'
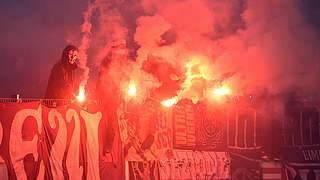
top-left (178, 57), bottom-right (209, 104)
top-left (128, 81), bottom-right (137, 97)
top-left (77, 86), bottom-right (85, 102)
top-left (213, 88), bottom-right (229, 95)
top-left (161, 97), bottom-right (178, 107)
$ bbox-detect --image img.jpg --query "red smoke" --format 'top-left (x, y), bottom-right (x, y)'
top-left (74, 0), bottom-right (320, 103)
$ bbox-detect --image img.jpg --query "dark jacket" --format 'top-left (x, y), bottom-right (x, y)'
top-left (45, 48), bottom-right (78, 99)
top-left (96, 52), bottom-right (123, 107)
top-left (96, 52), bottom-right (127, 151)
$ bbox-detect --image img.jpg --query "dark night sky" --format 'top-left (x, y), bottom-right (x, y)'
top-left (0, 0), bottom-right (319, 98)
top-left (0, 0), bottom-right (88, 98)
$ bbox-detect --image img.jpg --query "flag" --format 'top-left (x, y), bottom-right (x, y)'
top-left (262, 161), bottom-right (285, 180)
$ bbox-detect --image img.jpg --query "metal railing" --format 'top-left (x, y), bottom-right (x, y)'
top-left (0, 98), bottom-right (102, 107)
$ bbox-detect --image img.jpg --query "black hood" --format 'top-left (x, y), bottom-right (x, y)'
top-left (61, 45), bottom-right (78, 70)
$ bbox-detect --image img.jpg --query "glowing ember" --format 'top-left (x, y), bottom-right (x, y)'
top-left (128, 82), bottom-right (137, 96)
top-left (77, 86), bottom-right (85, 102)
top-left (161, 97), bottom-right (178, 107)
top-left (213, 88), bottom-right (229, 95)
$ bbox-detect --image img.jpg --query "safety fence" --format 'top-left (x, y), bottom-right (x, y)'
top-left (0, 98), bottom-right (102, 107)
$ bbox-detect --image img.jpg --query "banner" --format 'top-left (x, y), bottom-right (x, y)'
top-left (230, 152), bottom-right (261, 180)
top-left (172, 100), bottom-right (266, 151)
top-left (196, 104), bottom-right (227, 150)
top-left (261, 161), bottom-right (285, 180)
top-left (227, 108), bottom-right (261, 150)
top-left (282, 106), bottom-right (320, 164)
top-left (118, 102), bottom-right (173, 161)
top-left (0, 102), bottom-right (124, 180)
top-left (284, 162), bottom-right (320, 180)
top-left (172, 100), bottom-right (198, 149)
top-left (128, 161), bottom-right (160, 180)
top-left (128, 150), bottom-right (230, 180)
top-left (173, 100), bottom-right (227, 151)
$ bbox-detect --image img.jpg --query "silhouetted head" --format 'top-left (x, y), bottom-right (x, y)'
top-left (61, 45), bottom-right (79, 65)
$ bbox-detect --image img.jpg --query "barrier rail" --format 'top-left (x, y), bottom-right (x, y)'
top-left (0, 98), bottom-right (102, 107)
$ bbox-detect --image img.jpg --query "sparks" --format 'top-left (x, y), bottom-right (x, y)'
top-left (161, 97), bottom-right (178, 107)
top-left (128, 82), bottom-right (136, 96)
top-left (213, 88), bottom-right (229, 96)
top-left (77, 86), bottom-right (85, 102)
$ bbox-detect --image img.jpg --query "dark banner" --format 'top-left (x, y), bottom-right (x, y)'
top-left (230, 152), bottom-right (261, 180)
top-left (128, 150), bottom-right (230, 180)
top-left (282, 106), bottom-right (320, 164)
top-left (172, 100), bottom-right (227, 151)
top-left (128, 161), bottom-right (160, 180)
top-left (172, 100), bottom-right (265, 151)
top-left (227, 108), bottom-right (262, 150)
top-left (118, 102), bottom-right (173, 161)
top-left (284, 162), bottom-right (320, 180)
top-left (0, 102), bottom-right (124, 180)
top-left (282, 146), bottom-right (320, 163)
top-left (172, 100), bottom-right (198, 149)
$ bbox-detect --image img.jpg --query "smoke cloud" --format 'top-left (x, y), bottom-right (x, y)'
top-left (1, 0), bottom-right (319, 101)
top-left (73, 0), bottom-right (320, 103)
top-left (133, 0), bottom-right (320, 98)
top-left (77, 1), bottom-right (97, 88)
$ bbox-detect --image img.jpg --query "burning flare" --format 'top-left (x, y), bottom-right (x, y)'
top-left (213, 88), bottom-right (229, 95)
top-left (77, 86), bottom-right (86, 102)
top-left (161, 97), bottom-right (178, 107)
top-left (178, 58), bottom-right (209, 104)
top-left (128, 81), bottom-right (137, 96)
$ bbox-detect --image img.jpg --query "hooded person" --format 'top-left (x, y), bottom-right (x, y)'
top-left (96, 39), bottom-right (128, 107)
top-left (45, 45), bottom-right (79, 100)
top-left (96, 39), bottom-right (128, 164)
